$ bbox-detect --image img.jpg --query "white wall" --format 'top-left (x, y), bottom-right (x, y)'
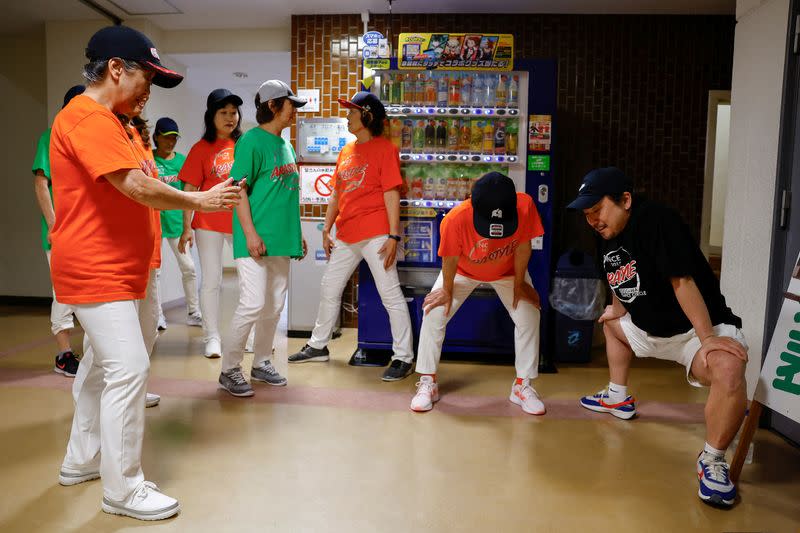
top-left (0, 28), bottom-right (50, 297)
top-left (709, 104), bottom-right (730, 248)
top-left (722, 0), bottom-right (790, 398)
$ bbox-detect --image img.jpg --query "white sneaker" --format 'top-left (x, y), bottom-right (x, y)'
top-left (509, 380), bottom-right (546, 415)
top-left (410, 376), bottom-right (439, 412)
top-left (146, 392), bottom-right (160, 408)
top-left (59, 464), bottom-right (100, 486)
top-left (157, 316), bottom-right (167, 332)
top-left (102, 481), bottom-right (180, 521)
top-left (205, 338), bottom-right (222, 359)
top-left (186, 311), bottom-right (203, 327)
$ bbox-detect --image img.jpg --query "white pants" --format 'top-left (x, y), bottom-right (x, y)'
top-left (416, 272), bottom-right (540, 378)
top-left (62, 299), bottom-right (150, 502)
top-left (222, 256), bottom-right (289, 372)
top-left (156, 238), bottom-right (200, 320)
top-left (195, 228), bottom-right (232, 343)
top-left (45, 250), bottom-right (75, 335)
top-left (309, 235), bottom-right (413, 363)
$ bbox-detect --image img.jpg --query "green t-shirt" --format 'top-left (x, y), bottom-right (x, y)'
top-left (230, 128), bottom-right (302, 259)
top-left (32, 129), bottom-right (52, 251)
top-left (154, 152), bottom-right (187, 239)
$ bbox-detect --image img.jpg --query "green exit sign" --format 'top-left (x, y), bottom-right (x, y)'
top-left (528, 155), bottom-right (550, 171)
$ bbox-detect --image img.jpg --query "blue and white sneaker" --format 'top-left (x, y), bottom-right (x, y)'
top-left (579, 388), bottom-right (637, 420)
top-left (697, 453), bottom-right (736, 507)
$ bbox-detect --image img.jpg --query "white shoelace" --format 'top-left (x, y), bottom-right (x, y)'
top-left (133, 481), bottom-right (160, 502)
top-left (416, 380), bottom-right (435, 396)
top-left (702, 457), bottom-right (729, 482)
top-left (517, 384), bottom-right (538, 401)
top-left (227, 369), bottom-right (248, 386)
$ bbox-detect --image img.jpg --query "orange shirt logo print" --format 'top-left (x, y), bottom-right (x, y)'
top-left (337, 155), bottom-right (368, 193)
top-left (212, 147), bottom-right (235, 181)
top-left (467, 238), bottom-right (520, 265)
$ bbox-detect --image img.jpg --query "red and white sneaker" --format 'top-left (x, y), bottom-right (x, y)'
top-left (509, 380), bottom-right (546, 415)
top-left (410, 376), bottom-right (439, 412)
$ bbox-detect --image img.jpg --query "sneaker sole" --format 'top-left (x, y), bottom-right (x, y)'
top-left (59, 471), bottom-right (100, 486)
top-left (205, 353), bottom-right (221, 359)
top-left (250, 377), bottom-right (288, 387)
top-left (102, 500), bottom-right (180, 521)
top-left (698, 489), bottom-right (734, 507)
top-left (145, 399), bottom-right (160, 408)
top-left (381, 372), bottom-right (412, 382)
top-left (54, 367), bottom-right (77, 378)
top-left (579, 401), bottom-right (636, 420)
top-left (288, 355), bottom-right (329, 363)
top-left (218, 384), bottom-right (254, 397)
top-left (509, 393), bottom-right (546, 415)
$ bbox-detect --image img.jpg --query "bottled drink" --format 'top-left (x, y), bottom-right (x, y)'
top-left (471, 74), bottom-right (484, 107)
top-left (434, 167), bottom-right (448, 200)
top-left (436, 120), bottom-right (447, 152)
top-left (424, 119), bottom-right (436, 150)
top-left (401, 120), bottom-right (413, 152)
top-left (460, 74), bottom-right (473, 107)
top-left (447, 119), bottom-right (459, 154)
top-left (482, 121), bottom-right (494, 154)
top-left (494, 120), bottom-right (506, 155)
top-left (484, 74), bottom-right (496, 107)
top-left (495, 74), bottom-right (508, 107)
top-left (412, 120), bottom-right (426, 152)
top-left (390, 72), bottom-right (402, 104)
top-left (505, 119), bottom-right (518, 155)
top-left (410, 166), bottom-right (424, 199)
top-left (389, 118), bottom-right (403, 150)
top-left (422, 175), bottom-right (436, 200)
top-left (448, 72), bottom-right (461, 107)
top-left (415, 72), bottom-right (426, 106)
top-left (459, 120), bottom-right (471, 153)
top-left (436, 73), bottom-right (449, 107)
top-left (424, 72), bottom-right (437, 106)
top-left (470, 119), bottom-right (483, 153)
top-left (402, 73), bottom-right (415, 105)
top-left (508, 75), bottom-right (519, 108)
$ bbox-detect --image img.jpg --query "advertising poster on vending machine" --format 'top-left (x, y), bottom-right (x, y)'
top-left (398, 33), bottom-right (514, 70)
top-left (529, 114), bottom-right (552, 152)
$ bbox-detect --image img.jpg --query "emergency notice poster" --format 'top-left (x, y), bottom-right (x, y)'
top-left (398, 33), bottom-right (514, 71)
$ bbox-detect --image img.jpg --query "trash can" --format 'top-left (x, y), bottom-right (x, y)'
top-left (549, 249), bottom-right (604, 363)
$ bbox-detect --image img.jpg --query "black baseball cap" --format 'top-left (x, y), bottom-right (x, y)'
top-left (471, 172), bottom-right (519, 239)
top-left (62, 85), bottom-right (85, 108)
top-left (338, 91), bottom-right (386, 122)
top-left (85, 25), bottom-right (183, 89)
top-left (207, 88), bottom-right (243, 109)
top-left (566, 167), bottom-right (633, 210)
top-left (155, 117), bottom-right (180, 137)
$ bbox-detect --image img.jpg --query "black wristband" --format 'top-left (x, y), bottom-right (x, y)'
top-left (388, 234), bottom-right (402, 242)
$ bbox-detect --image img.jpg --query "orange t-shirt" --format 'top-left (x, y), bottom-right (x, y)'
top-left (178, 138), bottom-right (235, 234)
top-left (49, 95), bottom-right (155, 304)
top-left (331, 137), bottom-right (402, 244)
top-left (438, 192), bottom-right (544, 282)
top-left (130, 129), bottom-right (161, 269)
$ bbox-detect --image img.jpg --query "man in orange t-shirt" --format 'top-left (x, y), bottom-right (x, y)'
top-left (409, 172), bottom-right (547, 415)
top-left (52, 25), bottom-right (241, 522)
top-left (289, 92), bottom-right (414, 382)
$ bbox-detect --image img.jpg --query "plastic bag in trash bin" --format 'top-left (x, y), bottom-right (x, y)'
top-left (549, 278), bottom-right (605, 321)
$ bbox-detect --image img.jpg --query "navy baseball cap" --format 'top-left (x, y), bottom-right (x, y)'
top-left (62, 85), bottom-right (85, 108)
top-left (566, 167), bottom-right (633, 210)
top-left (155, 117), bottom-right (180, 137)
top-left (471, 172), bottom-right (519, 239)
top-left (207, 88), bottom-right (243, 109)
top-left (338, 91), bottom-right (386, 122)
top-left (85, 25), bottom-right (183, 89)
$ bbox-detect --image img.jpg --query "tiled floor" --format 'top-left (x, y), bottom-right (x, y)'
top-left (0, 273), bottom-right (798, 532)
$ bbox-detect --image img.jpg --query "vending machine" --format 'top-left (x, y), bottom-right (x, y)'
top-left (353, 34), bottom-right (556, 368)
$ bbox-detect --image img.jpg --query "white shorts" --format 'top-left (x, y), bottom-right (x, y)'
top-left (618, 313), bottom-right (748, 387)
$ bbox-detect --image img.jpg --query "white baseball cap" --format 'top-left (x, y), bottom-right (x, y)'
top-left (257, 80), bottom-right (307, 107)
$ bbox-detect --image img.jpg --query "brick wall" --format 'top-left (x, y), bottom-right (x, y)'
top-left (291, 14), bottom-right (735, 325)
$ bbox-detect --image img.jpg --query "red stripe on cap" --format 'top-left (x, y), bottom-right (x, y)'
top-left (337, 98), bottom-right (362, 110)
top-left (143, 61), bottom-right (183, 79)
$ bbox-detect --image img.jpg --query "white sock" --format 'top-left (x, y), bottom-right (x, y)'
top-left (703, 442), bottom-right (726, 460)
top-left (607, 382), bottom-right (627, 403)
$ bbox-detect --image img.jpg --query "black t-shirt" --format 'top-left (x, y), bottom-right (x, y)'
top-left (599, 196), bottom-right (741, 338)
